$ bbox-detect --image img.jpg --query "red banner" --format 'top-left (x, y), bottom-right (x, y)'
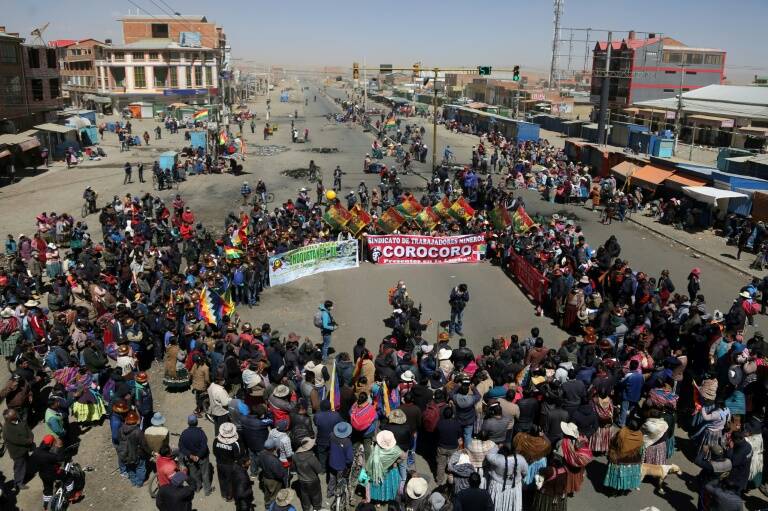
top-left (366, 234), bottom-right (486, 265)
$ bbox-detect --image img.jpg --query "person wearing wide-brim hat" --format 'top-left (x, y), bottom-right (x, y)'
top-left (145, 412), bottom-right (170, 454)
top-left (405, 476), bottom-right (429, 503)
top-left (293, 436), bottom-right (323, 511)
top-left (213, 422), bottom-right (242, 502)
top-left (365, 430), bottom-right (406, 502)
top-left (274, 488), bottom-right (297, 510)
top-left (327, 421), bottom-right (353, 499)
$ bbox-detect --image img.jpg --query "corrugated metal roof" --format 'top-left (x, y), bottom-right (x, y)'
top-left (683, 85), bottom-right (768, 105)
top-left (34, 123), bottom-right (76, 134)
top-left (633, 98), bottom-right (768, 121)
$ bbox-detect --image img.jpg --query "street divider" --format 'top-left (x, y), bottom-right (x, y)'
top-left (507, 250), bottom-right (550, 304)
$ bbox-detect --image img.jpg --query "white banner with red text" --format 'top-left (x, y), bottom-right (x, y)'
top-left (365, 234), bottom-right (486, 264)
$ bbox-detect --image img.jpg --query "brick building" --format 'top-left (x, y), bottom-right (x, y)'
top-left (590, 32), bottom-right (726, 114)
top-left (94, 15), bottom-right (227, 110)
top-left (59, 39), bottom-right (107, 110)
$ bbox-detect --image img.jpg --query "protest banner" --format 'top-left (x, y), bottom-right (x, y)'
top-left (366, 234), bottom-right (486, 264)
top-left (269, 239), bottom-right (359, 286)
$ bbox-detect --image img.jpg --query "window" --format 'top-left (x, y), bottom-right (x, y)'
top-left (686, 71), bottom-right (698, 75)
top-left (151, 23), bottom-right (169, 38)
top-left (185, 66), bottom-right (192, 87)
top-left (111, 67), bottom-right (125, 87)
top-left (195, 66), bottom-right (203, 86)
top-left (28, 47), bottom-right (40, 68)
top-left (113, 52), bottom-right (124, 61)
top-left (149, 52), bottom-right (159, 61)
top-left (134, 67), bottom-right (146, 88)
top-left (686, 53), bottom-right (704, 65)
top-left (682, 87), bottom-right (691, 92)
top-left (665, 70), bottom-right (676, 74)
top-left (49, 78), bottom-right (60, 98)
top-left (132, 52), bottom-right (144, 62)
top-left (46, 48), bottom-right (57, 68)
top-left (663, 88), bottom-right (674, 93)
top-left (705, 54), bottom-right (722, 65)
top-left (30, 79), bottom-right (44, 100)
top-left (0, 76), bottom-right (23, 104)
top-left (169, 52), bottom-right (179, 61)
top-left (663, 52), bottom-right (682, 64)
top-left (205, 66), bottom-right (212, 86)
top-left (154, 67), bottom-right (167, 87)
top-left (0, 43), bottom-right (17, 64)
top-left (170, 67), bottom-right (178, 87)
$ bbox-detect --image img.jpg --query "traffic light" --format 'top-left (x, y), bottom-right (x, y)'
top-left (352, 62), bottom-right (360, 80)
top-left (513, 65), bottom-right (520, 82)
top-left (477, 66), bottom-right (492, 76)
top-left (412, 63), bottom-right (420, 78)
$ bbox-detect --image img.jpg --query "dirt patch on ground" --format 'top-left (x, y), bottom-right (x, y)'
top-left (301, 147), bottom-right (340, 153)
top-left (251, 144), bottom-right (289, 156)
top-left (281, 167), bottom-right (320, 179)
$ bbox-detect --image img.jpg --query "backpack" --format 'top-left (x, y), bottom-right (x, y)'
top-left (423, 401), bottom-right (446, 433)
top-left (313, 310), bottom-right (324, 329)
top-left (387, 287), bottom-right (397, 306)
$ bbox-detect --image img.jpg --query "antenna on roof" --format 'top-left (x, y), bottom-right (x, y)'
top-left (29, 22), bottom-right (50, 46)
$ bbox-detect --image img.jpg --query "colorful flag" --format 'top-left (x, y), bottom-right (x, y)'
top-left (512, 206), bottom-right (536, 233)
top-left (329, 361), bottom-right (341, 411)
top-left (221, 287), bottom-right (236, 317)
top-left (395, 195), bottom-right (423, 219)
top-left (198, 286), bottom-right (222, 325)
top-left (224, 246), bottom-right (243, 259)
top-left (415, 207), bottom-right (440, 230)
top-left (488, 205), bottom-right (512, 230)
top-left (448, 197), bottom-right (475, 221)
top-left (322, 204), bottom-right (353, 230)
top-left (433, 196), bottom-right (453, 218)
top-left (346, 204), bottom-right (372, 236)
top-left (219, 129), bottom-right (229, 146)
top-left (376, 207), bottom-right (405, 233)
top-left (193, 109), bottom-right (208, 121)
top-left (385, 117), bottom-right (396, 128)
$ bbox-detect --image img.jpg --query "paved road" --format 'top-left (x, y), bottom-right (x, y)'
top-left (1, 80), bottom-right (766, 511)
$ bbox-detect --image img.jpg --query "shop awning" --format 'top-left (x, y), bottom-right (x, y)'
top-left (683, 186), bottom-right (748, 206)
top-left (688, 114), bottom-right (732, 123)
top-left (611, 160), bottom-right (641, 178)
top-left (631, 165), bottom-right (674, 190)
top-left (18, 138), bottom-right (40, 151)
top-left (34, 123), bottom-right (76, 134)
top-left (664, 173), bottom-right (707, 188)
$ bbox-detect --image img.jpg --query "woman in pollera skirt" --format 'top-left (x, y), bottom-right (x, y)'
top-left (604, 417), bottom-right (644, 494)
top-left (589, 393), bottom-right (614, 454)
top-left (641, 408), bottom-right (669, 465)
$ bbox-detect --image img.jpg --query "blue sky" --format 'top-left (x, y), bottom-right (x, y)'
top-left (6, 0), bottom-right (767, 81)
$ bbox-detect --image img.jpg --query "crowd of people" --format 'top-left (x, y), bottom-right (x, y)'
top-left (1, 94), bottom-right (767, 511)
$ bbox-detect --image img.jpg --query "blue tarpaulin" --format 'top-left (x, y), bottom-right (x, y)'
top-left (80, 126), bottom-right (99, 145)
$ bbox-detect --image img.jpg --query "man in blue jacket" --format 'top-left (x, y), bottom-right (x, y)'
top-left (178, 414), bottom-right (212, 495)
top-left (240, 404), bottom-right (273, 477)
top-left (619, 359), bottom-right (644, 426)
top-left (316, 300), bottom-right (337, 360)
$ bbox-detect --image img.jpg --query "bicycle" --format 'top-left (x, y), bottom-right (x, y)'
top-left (253, 192), bottom-right (275, 205)
top-left (81, 202), bottom-right (89, 219)
top-left (50, 444), bottom-right (89, 511)
top-left (331, 471), bottom-right (350, 511)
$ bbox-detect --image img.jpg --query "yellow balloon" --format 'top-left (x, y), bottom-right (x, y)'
top-left (325, 190), bottom-right (337, 201)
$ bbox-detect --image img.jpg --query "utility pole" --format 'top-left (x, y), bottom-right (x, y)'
top-left (596, 31), bottom-right (612, 150)
top-left (673, 64), bottom-right (686, 155)
top-left (432, 68), bottom-right (438, 171)
top-left (363, 56), bottom-right (367, 113)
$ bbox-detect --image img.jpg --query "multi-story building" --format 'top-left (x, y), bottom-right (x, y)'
top-left (0, 26), bottom-right (63, 133)
top-left (0, 29), bottom-right (27, 133)
top-left (94, 15), bottom-right (227, 110)
top-left (590, 32), bottom-right (726, 115)
top-left (59, 39), bottom-right (107, 109)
